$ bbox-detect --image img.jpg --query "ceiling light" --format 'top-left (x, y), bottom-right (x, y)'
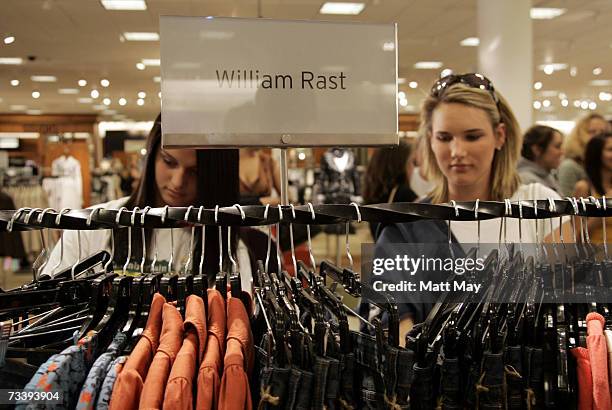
top-left (558, 92), bottom-right (567, 100)
top-left (78, 79), bottom-right (87, 87)
top-left (10, 105), bottom-right (26, 111)
top-left (543, 65), bottom-right (554, 75)
top-left (136, 63), bottom-right (145, 70)
top-left (138, 91), bottom-right (146, 98)
top-left (137, 98), bottom-right (145, 106)
top-left (78, 98), bottom-right (93, 104)
top-left (414, 61), bottom-right (443, 69)
top-left (399, 98), bottom-right (408, 107)
top-left (100, 0), bottom-right (147, 10)
top-left (141, 59), bottom-right (160, 66)
top-left (440, 68), bottom-right (453, 78)
top-left (382, 42), bottom-right (394, 51)
top-left (153, 76), bottom-right (161, 83)
top-left (0, 57), bottom-right (23, 65)
top-left (31, 75), bottom-right (57, 82)
top-left (397, 78), bottom-right (406, 84)
top-left (533, 81), bottom-right (543, 90)
top-left (31, 91), bottom-right (40, 99)
top-left (589, 101), bottom-right (597, 110)
top-left (593, 67), bottom-right (603, 76)
top-left (158, 92), bottom-right (161, 98)
top-left (103, 98), bottom-right (111, 106)
top-left (460, 37), bottom-right (479, 47)
top-left (3, 36), bottom-right (15, 45)
top-left (118, 97), bottom-right (127, 106)
top-left (26, 109), bottom-right (42, 115)
top-left (542, 99), bottom-right (551, 108)
top-left (538, 63), bottom-right (567, 73)
top-left (590, 79), bottom-right (612, 86)
top-left (398, 91), bottom-right (406, 99)
top-left (530, 8), bottom-right (566, 19)
top-left (570, 67), bottom-right (577, 77)
top-left (91, 90), bottom-right (100, 98)
top-left (58, 88), bottom-right (79, 94)
top-left (581, 101), bottom-right (589, 110)
top-left (409, 81), bottom-right (418, 89)
top-left (533, 101), bottom-right (542, 110)
top-left (599, 92), bottom-right (612, 101)
top-left (100, 79), bottom-right (110, 87)
top-left (573, 100), bottom-right (581, 108)
top-left (319, 2), bottom-right (365, 15)
top-left (561, 99), bottom-right (569, 107)
top-left (122, 32), bottom-right (159, 41)
top-left (10, 79), bottom-right (19, 86)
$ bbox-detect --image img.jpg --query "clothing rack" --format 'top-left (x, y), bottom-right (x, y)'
top-left (1, 198), bottom-right (610, 232)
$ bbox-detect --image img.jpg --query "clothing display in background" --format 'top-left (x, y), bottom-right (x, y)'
top-left (0, 190), bottom-right (26, 261)
top-left (91, 172), bottom-right (122, 205)
top-left (51, 154), bottom-right (84, 210)
top-left (315, 148), bottom-right (361, 205)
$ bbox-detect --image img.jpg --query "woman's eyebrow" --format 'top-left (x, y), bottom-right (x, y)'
top-left (463, 128), bottom-right (485, 133)
top-left (160, 149), bottom-right (176, 161)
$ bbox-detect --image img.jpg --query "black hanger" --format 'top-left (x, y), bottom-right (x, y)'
top-left (160, 274), bottom-right (179, 302)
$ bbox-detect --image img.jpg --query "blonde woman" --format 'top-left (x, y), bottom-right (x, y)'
top-left (558, 113), bottom-right (610, 196)
top-left (374, 73), bottom-right (573, 333)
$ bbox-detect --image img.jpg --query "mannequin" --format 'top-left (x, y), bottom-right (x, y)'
top-left (316, 148), bottom-right (361, 205)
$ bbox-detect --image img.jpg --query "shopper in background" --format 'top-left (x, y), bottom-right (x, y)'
top-left (558, 113), bottom-right (610, 196)
top-left (42, 113), bottom-right (265, 289)
top-left (239, 148), bottom-right (282, 205)
top-left (573, 132), bottom-right (612, 243)
top-left (517, 124), bottom-right (563, 192)
top-left (373, 73), bottom-right (574, 340)
top-left (362, 139), bottom-right (417, 240)
top-left (409, 136), bottom-right (435, 198)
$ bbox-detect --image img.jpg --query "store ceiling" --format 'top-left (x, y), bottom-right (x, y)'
top-left (1, 0), bottom-right (612, 122)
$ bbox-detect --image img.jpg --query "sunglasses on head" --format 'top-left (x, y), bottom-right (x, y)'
top-left (430, 73), bottom-right (500, 106)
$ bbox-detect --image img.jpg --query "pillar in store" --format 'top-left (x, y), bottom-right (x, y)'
top-left (477, 0), bottom-right (532, 131)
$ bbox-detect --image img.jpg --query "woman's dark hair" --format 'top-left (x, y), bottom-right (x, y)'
top-left (521, 125), bottom-right (560, 161)
top-left (113, 113), bottom-right (239, 283)
top-left (362, 139), bottom-right (413, 204)
top-left (584, 132), bottom-right (612, 196)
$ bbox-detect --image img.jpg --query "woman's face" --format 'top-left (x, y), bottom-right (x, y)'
top-left (602, 138), bottom-right (612, 172)
top-left (586, 117), bottom-right (609, 140)
top-left (539, 131), bottom-right (563, 170)
top-left (430, 103), bottom-right (505, 194)
top-left (154, 148), bottom-right (198, 207)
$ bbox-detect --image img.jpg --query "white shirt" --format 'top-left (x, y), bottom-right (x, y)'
top-left (450, 183), bottom-right (562, 245)
top-left (42, 197), bottom-right (253, 291)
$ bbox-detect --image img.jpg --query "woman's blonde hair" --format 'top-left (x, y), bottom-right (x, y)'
top-left (417, 83), bottom-right (521, 203)
top-left (564, 113), bottom-right (606, 162)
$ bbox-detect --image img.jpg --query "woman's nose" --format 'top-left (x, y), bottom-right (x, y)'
top-left (450, 139), bottom-right (467, 158)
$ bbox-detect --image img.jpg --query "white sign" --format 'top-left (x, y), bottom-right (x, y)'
top-left (160, 16), bottom-right (398, 147)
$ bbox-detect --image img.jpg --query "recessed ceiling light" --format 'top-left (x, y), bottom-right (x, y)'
top-left (533, 101), bottom-right (542, 110)
top-left (3, 36), bottom-right (15, 45)
top-left (589, 79), bottom-right (612, 86)
top-left (78, 79), bottom-right (87, 87)
top-left (141, 59), bottom-right (160, 66)
top-left (440, 68), bottom-right (453, 78)
top-left (581, 101), bottom-right (589, 110)
top-left (414, 61), bottom-right (443, 69)
top-left (382, 42), bottom-right (395, 51)
top-left (10, 105), bottom-right (27, 111)
top-left (137, 98), bottom-right (145, 106)
top-left (100, 79), bottom-right (110, 87)
top-left (399, 98), bottom-right (408, 107)
top-left (398, 91), bottom-right (406, 99)
top-left (542, 99), bottom-right (551, 108)
top-left (538, 63), bottom-right (567, 73)
top-left (118, 97), bottom-right (127, 106)
top-left (138, 91), bottom-right (146, 98)
top-left (136, 63), bottom-right (146, 70)
top-left (533, 81), bottom-right (543, 90)
top-left (31, 91), bottom-right (41, 99)
top-left (570, 66), bottom-right (578, 77)
top-left (589, 101), bottom-right (597, 110)
top-left (123, 32), bottom-right (159, 41)
top-left (91, 90), bottom-right (100, 98)
top-left (593, 67), bottom-right (603, 76)
top-left (543, 65), bottom-right (554, 75)
top-left (409, 81), bottom-right (418, 89)
top-left (573, 100), bottom-right (581, 108)
top-left (460, 37), bottom-right (479, 47)
top-left (10, 79), bottom-right (19, 86)
top-left (100, 0), bottom-right (147, 10)
top-left (0, 57), bottom-right (23, 65)
top-left (530, 8), bottom-right (566, 19)
top-left (103, 98), bottom-right (111, 106)
top-left (153, 76), bottom-right (161, 83)
top-left (319, 2), bottom-right (365, 15)
top-left (58, 88), bottom-right (79, 94)
top-left (561, 99), bottom-right (569, 107)
top-left (599, 92), bottom-right (612, 101)
top-left (31, 75), bottom-right (58, 82)
top-left (78, 98), bottom-right (93, 104)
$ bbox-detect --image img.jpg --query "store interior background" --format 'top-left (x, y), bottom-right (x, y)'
top-left (1, 0), bottom-right (612, 293)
